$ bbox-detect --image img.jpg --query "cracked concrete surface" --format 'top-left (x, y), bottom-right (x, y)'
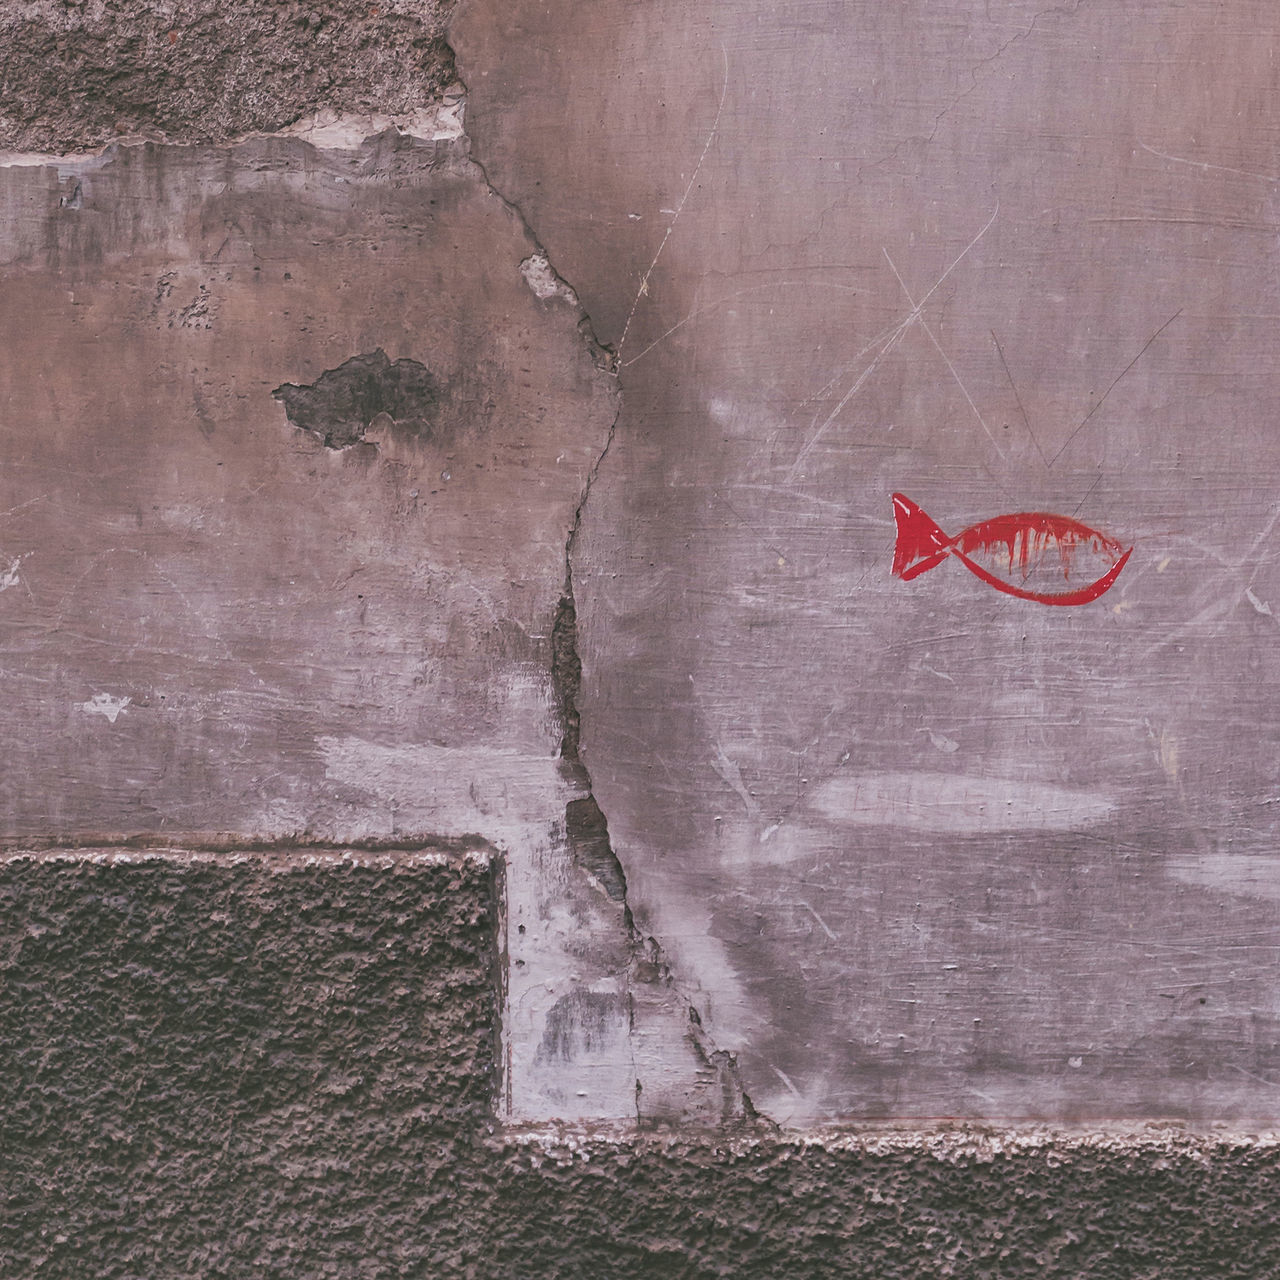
top-left (5, 0), bottom-right (1280, 1198)
top-left (0, 72), bottom-right (749, 1125)
top-left (7, 0), bottom-right (1280, 1272)
top-left (455, 0), bottom-right (1280, 1126)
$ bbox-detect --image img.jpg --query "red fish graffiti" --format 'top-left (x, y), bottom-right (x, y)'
top-left (891, 493), bottom-right (1132, 606)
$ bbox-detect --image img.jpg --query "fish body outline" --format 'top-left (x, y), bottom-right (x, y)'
top-left (891, 492), bottom-right (1132, 606)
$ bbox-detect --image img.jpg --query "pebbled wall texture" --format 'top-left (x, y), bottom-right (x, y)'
top-left (4, 851), bottom-right (1280, 1279)
top-left (3, 2), bottom-right (1280, 1276)
top-left (0, 0), bottom-right (458, 152)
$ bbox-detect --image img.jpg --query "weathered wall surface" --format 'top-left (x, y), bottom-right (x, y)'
top-left (454, 0), bottom-right (1280, 1124)
top-left (0, 20), bottom-right (728, 1127)
top-left (4, 0), bottom-right (1280, 1272)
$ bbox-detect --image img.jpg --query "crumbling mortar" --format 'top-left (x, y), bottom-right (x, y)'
top-left (458, 133), bottom-right (617, 375)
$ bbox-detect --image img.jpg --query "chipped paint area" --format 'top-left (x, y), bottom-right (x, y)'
top-left (76, 693), bottom-right (130, 724)
top-left (520, 254), bottom-right (580, 305)
top-left (0, 555), bottom-right (25, 591)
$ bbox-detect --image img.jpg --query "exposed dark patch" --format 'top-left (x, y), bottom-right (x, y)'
top-left (553, 574), bottom-right (635, 922)
top-left (273, 348), bottom-right (439, 449)
top-left (631, 933), bottom-right (672, 986)
top-left (551, 590), bottom-right (582, 761)
top-left (699, 1041), bottom-right (764, 1129)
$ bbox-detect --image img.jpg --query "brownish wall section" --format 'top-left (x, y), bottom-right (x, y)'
top-left (5, 0), bottom-right (1280, 1272)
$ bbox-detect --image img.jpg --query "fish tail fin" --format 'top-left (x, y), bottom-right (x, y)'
top-left (891, 493), bottom-right (952, 580)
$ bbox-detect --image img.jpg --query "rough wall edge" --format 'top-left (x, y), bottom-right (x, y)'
top-left (0, 834), bottom-right (502, 858)
top-left (446, 16), bottom-right (767, 1128)
top-left (497, 1122), bottom-right (1280, 1159)
top-left (0, 97), bottom-right (467, 167)
top-left (0, 843), bottom-right (499, 870)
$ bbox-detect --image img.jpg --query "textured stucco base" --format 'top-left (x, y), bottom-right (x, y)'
top-left (484, 1129), bottom-right (1279, 1280)
top-left (1, 850), bottom-right (500, 1277)
top-left (3, 852), bottom-right (1278, 1278)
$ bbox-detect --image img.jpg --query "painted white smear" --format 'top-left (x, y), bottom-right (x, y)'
top-left (0, 556), bottom-right (23, 591)
top-left (1168, 855), bottom-right (1280, 903)
top-left (318, 736), bottom-right (572, 840)
top-left (809, 771), bottom-right (1115, 834)
top-left (77, 693), bottom-right (130, 724)
top-left (1246, 587), bottom-right (1275, 618)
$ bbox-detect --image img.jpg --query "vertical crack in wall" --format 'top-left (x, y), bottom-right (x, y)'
top-left (463, 64), bottom-right (772, 1121)
top-left (6, 38), bottom-right (769, 1127)
top-left (548, 334), bottom-right (769, 1129)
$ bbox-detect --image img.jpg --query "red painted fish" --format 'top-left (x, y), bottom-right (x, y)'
top-left (891, 493), bottom-right (1132, 606)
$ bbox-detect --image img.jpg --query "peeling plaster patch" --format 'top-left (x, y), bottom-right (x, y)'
top-left (77, 693), bottom-right (130, 724)
top-left (278, 91), bottom-right (466, 149)
top-left (809, 771), bottom-right (1116, 834)
top-left (0, 96), bottom-right (465, 169)
top-left (520, 254), bottom-right (580, 306)
top-left (273, 349), bottom-right (439, 450)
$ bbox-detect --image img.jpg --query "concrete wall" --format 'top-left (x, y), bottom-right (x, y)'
top-left (3, 0), bottom-right (1280, 1273)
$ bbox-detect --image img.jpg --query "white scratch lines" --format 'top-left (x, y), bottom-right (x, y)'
top-left (787, 203), bottom-right (999, 482)
top-left (621, 280), bottom-right (861, 369)
top-left (882, 245), bottom-right (1006, 459)
top-left (617, 44), bottom-right (729, 355)
top-left (1047, 308), bottom-right (1182, 468)
top-left (1139, 142), bottom-right (1280, 186)
top-left (990, 328), bottom-right (1048, 467)
top-left (1246, 587), bottom-right (1275, 619)
top-left (798, 900), bottom-right (839, 941)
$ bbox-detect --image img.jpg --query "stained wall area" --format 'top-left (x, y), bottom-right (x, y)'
top-left (4, 0), bottom-right (1280, 1275)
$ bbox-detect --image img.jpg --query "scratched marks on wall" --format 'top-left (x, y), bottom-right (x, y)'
top-left (455, 0), bottom-right (1280, 1124)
